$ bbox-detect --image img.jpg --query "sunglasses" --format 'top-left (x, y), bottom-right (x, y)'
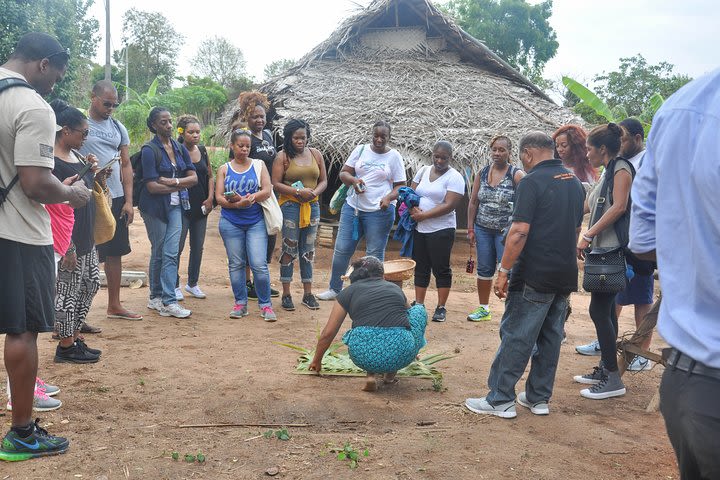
top-left (102, 101), bottom-right (120, 109)
top-left (233, 128), bottom-right (252, 135)
top-left (46, 49), bottom-right (70, 61)
top-left (71, 128), bottom-right (89, 138)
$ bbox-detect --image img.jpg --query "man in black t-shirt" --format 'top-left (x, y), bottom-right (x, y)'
top-left (465, 132), bottom-right (585, 419)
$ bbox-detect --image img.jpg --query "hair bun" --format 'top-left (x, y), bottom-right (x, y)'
top-left (607, 122), bottom-right (622, 135)
top-left (49, 99), bottom-right (69, 114)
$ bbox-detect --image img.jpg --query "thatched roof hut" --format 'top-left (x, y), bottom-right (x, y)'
top-left (220, 0), bottom-right (576, 175)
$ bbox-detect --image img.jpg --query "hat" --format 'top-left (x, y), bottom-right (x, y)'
top-left (14, 32), bottom-right (69, 62)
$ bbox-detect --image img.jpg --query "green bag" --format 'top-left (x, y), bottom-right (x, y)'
top-left (328, 145), bottom-right (364, 214)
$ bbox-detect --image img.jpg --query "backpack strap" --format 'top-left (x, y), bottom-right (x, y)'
top-left (110, 117), bottom-right (124, 150)
top-left (198, 144), bottom-right (209, 168)
top-left (0, 78), bottom-right (34, 206)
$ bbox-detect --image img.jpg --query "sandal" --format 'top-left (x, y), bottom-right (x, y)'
top-left (80, 322), bottom-right (102, 334)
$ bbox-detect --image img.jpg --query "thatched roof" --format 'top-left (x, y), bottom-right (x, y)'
top-left (219, 0), bottom-right (578, 172)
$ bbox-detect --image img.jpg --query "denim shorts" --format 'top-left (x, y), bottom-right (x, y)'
top-left (616, 272), bottom-right (654, 305)
top-left (474, 224), bottom-right (505, 279)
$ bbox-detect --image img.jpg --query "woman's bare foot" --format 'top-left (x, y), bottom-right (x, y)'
top-left (362, 374), bottom-right (377, 392)
top-left (383, 372), bottom-right (398, 384)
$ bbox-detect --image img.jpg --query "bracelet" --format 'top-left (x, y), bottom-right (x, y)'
top-left (175, 178), bottom-right (180, 186)
top-left (66, 244), bottom-right (76, 255)
top-left (582, 234), bottom-right (594, 243)
top-left (498, 266), bottom-right (511, 274)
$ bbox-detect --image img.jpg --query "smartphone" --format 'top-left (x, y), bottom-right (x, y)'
top-left (356, 182), bottom-right (366, 192)
top-left (291, 180), bottom-right (304, 189)
top-left (75, 161), bottom-right (94, 180)
top-left (96, 156), bottom-right (120, 174)
top-left (223, 191), bottom-right (236, 197)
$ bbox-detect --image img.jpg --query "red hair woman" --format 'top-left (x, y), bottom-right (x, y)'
top-left (552, 125), bottom-right (598, 185)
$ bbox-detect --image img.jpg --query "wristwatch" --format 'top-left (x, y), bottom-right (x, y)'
top-left (498, 266), bottom-right (511, 274)
top-left (175, 178), bottom-right (180, 186)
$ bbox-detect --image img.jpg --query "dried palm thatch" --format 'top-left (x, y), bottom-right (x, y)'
top-left (218, 0), bottom-right (580, 173)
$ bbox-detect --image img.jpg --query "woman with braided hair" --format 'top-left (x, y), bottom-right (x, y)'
top-left (230, 91), bottom-right (280, 299)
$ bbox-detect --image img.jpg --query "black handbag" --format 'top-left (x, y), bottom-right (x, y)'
top-left (583, 247), bottom-right (628, 293)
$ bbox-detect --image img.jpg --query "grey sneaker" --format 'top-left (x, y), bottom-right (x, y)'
top-left (517, 392), bottom-right (549, 415)
top-left (35, 378), bottom-right (60, 397)
top-left (159, 302), bottom-right (192, 318)
top-left (432, 306), bottom-right (447, 322)
top-left (7, 388), bottom-right (62, 412)
top-left (581, 370), bottom-right (626, 400)
top-left (261, 306), bottom-right (277, 322)
top-left (317, 289), bottom-right (338, 301)
top-left (575, 339), bottom-right (601, 356)
top-left (464, 397), bottom-right (516, 419)
top-left (230, 303), bottom-right (248, 318)
top-left (573, 365), bottom-right (607, 385)
top-left (147, 297), bottom-right (162, 311)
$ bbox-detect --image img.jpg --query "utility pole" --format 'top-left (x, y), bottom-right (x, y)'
top-left (104, 0), bottom-right (111, 80)
top-left (125, 46), bottom-right (129, 96)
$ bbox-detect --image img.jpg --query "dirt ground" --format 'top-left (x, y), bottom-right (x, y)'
top-left (2, 213), bottom-right (678, 480)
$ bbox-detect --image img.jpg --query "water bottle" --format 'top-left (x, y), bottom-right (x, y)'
top-left (180, 189), bottom-right (191, 211)
top-left (466, 256), bottom-right (475, 274)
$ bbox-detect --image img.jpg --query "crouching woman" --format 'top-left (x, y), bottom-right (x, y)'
top-left (309, 256), bottom-right (427, 391)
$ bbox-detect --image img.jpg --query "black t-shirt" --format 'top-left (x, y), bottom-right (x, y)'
top-left (52, 156), bottom-right (96, 256)
top-left (336, 278), bottom-right (410, 328)
top-left (186, 145), bottom-right (210, 219)
top-left (509, 159), bottom-right (585, 294)
top-left (228, 130), bottom-right (276, 174)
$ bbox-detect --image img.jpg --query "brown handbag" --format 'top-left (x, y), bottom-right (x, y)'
top-left (93, 181), bottom-right (116, 244)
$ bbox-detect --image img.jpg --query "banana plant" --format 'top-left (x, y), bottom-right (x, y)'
top-left (114, 77), bottom-right (163, 145)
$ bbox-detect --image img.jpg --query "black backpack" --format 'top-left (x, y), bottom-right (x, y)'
top-left (130, 142), bottom-right (163, 207)
top-left (0, 78), bottom-right (34, 207)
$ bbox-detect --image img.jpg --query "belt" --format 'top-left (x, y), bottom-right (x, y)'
top-left (663, 348), bottom-right (720, 381)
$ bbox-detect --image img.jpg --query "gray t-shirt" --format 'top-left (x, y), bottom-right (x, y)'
top-left (80, 117), bottom-right (129, 199)
top-left (336, 278), bottom-right (410, 329)
top-left (587, 159), bottom-right (633, 249)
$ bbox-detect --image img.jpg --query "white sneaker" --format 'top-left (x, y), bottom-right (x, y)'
top-left (464, 397), bottom-right (517, 419)
top-left (627, 356), bottom-right (653, 371)
top-left (159, 302), bottom-right (192, 318)
top-left (575, 339), bottom-right (601, 356)
top-left (175, 287), bottom-right (185, 301)
top-left (517, 392), bottom-right (550, 415)
top-left (317, 289), bottom-right (339, 301)
top-left (147, 297), bottom-right (163, 311)
top-left (184, 284), bottom-right (206, 299)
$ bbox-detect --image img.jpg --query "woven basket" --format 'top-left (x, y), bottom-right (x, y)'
top-left (342, 258), bottom-right (416, 282)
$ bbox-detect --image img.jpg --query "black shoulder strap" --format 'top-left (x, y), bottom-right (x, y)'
top-left (146, 142), bottom-right (163, 168)
top-left (0, 78), bottom-right (35, 206)
top-left (590, 157), bottom-right (636, 228)
top-left (110, 117), bottom-right (123, 150)
top-left (198, 144), bottom-right (209, 166)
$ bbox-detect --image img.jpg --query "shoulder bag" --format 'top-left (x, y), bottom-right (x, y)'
top-left (251, 159), bottom-right (282, 235)
top-left (93, 180), bottom-right (116, 244)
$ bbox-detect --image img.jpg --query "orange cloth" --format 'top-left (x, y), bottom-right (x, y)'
top-left (278, 194), bottom-right (317, 228)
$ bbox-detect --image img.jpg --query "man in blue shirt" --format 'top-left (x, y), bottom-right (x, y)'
top-left (630, 68), bottom-right (720, 480)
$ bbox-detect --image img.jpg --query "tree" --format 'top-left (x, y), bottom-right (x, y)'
top-left (190, 37), bottom-right (247, 90)
top-left (444, 0), bottom-right (558, 82)
top-left (0, 0), bottom-right (99, 106)
top-left (592, 54), bottom-right (691, 117)
top-left (263, 59), bottom-right (295, 80)
top-left (113, 9), bottom-right (183, 94)
top-left (157, 76), bottom-right (228, 126)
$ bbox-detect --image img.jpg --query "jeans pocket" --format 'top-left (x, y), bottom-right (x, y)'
top-left (522, 284), bottom-right (554, 305)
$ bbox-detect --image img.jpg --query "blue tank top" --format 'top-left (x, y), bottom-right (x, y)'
top-left (221, 162), bottom-right (263, 227)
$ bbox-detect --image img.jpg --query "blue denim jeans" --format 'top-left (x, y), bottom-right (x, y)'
top-left (218, 216), bottom-right (271, 307)
top-left (474, 224), bottom-right (505, 279)
top-left (176, 213), bottom-right (208, 288)
top-left (279, 201), bottom-right (320, 284)
top-left (486, 283), bottom-right (569, 405)
top-left (328, 202), bottom-right (396, 293)
top-left (142, 205), bottom-right (182, 306)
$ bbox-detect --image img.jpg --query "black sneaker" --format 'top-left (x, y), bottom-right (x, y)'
top-left (281, 295), bottom-right (295, 311)
top-left (270, 287), bottom-right (280, 298)
top-left (432, 306), bottom-right (447, 322)
top-left (54, 342), bottom-right (99, 364)
top-left (76, 338), bottom-right (101, 356)
top-left (0, 419), bottom-right (69, 461)
top-left (302, 293), bottom-right (320, 310)
top-left (247, 281), bottom-right (258, 299)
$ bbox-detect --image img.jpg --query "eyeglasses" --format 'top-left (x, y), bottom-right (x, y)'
top-left (71, 128), bottom-right (89, 138)
top-left (46, 49), bottom-right (70, 61)
top-left (102, 101), bottom-right (120, 109)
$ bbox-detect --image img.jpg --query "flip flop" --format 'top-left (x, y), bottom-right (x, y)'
top-left (80, 322), bottom-right (103, 334)
top-left (106, 312), bottom-right (143, 321)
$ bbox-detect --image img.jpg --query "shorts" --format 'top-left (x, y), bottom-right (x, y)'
top-left (97, 196), bottom-right (132, 262)
top-left (616, 272), bottom-right (654, 306)
top-left (0, 238), bottom-right (56, 334)
top-left (474, 224), bottom-right (505, 279)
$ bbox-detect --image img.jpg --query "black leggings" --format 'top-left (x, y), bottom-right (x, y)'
top-left (412, 228), bottom-right (454, 289)
top-left (589, 291), bottom-right (619, 371)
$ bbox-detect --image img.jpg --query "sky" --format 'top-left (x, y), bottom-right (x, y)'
top-left (88, 0), bottom-right (719, 92)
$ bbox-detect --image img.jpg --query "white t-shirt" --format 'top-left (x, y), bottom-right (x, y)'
top-left (626, 149), bottom-right (645, 171)
top-left (345, 144), bottom-right (406, 212)
top-left (412, 165), bottom-right (466, 233)
top-left (0, 67), bottom-right (55, 245)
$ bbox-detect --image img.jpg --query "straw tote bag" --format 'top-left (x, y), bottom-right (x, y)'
top-left (93, 181), bottom-right (116, 244)
top-left (251, 159), bottom-right (282, 235)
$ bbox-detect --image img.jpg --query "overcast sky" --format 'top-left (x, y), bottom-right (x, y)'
top-left (89, 0), bottom-right (719, 89)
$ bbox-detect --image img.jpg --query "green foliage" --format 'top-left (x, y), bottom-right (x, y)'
top-left (190, 36), bottom-right (247, 91)
top-left (263, 58), bottom-right (296, 80)
top-left (263, 428), bottom-right (291, 441)
top-left (113, 9), bottom-right (183, 94)
top-left (335, 443), bottom-right (369, 469)
top-left (0, 0), bottom-right (99, 106)
top-left (443, 0), bottom-right (558, 81)
top-left (156, 76), bottom-right (227, 126)
top-left (593, 54), bottom-right (691, 117)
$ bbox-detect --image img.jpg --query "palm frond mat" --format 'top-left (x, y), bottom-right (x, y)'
top-left (278, 342), bottom-right (453, 388)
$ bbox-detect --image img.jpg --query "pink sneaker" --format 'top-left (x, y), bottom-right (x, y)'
top-left (261, 306), bottom-right (277, 322)
top-left (35, 377), bottom-right (60, 397)
top-left (230, 303), bottom-right (248, 318)
top-left (7, 385), bottom-right (62, 412)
